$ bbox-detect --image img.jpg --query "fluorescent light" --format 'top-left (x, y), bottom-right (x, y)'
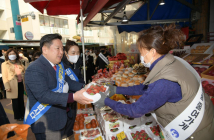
top-left (159, 0), bottom-right (165, 5)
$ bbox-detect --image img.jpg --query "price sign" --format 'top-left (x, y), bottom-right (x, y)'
top-left (116, 131), bottom-right (126, 140)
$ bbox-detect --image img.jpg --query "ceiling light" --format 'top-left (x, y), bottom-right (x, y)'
top-left (21, 48), bottom-right (23, 50)
top-left (122, 12), bottom-right (129, 23)
top-left (159, 0), bottom-right (165, 5)
top-left (31, 48), bottom-right (34, 49)
top-left (43, 8), bottom-right (47, 14)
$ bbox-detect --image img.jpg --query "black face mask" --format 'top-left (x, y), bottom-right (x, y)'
top-left (101, 50), bottom-right (105, 53)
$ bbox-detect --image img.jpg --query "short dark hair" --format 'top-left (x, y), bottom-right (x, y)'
top-left (65, 40), bottom-right (79, 52)
top-left (29, 50), bottom-right (35, 55)
top-left (5, 48), bottom-right (20, 61)
top-left (32, 51), bottom-right (42, 61)
top-left (2, 49), bottom-right (7, 52)
top-left (40, 34), bottom-right (62, 52)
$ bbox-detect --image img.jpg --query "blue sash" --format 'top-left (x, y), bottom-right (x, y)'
top-left (24, 63), bottom-right (79, 125)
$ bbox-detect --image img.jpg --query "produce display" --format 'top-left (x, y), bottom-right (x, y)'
top-left (74, 114), bottom-right (85, 131)
top-left (111, 135), bottom-right (128, 140)
top-left (183, 55), bottom-right (198, 63)
top-left (130, 130), bottom-right (152, 140)
top-left (81, 129), bottom-right (101, 138)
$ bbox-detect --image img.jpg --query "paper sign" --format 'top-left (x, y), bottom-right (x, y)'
top-left (22, 17), bottom-right (29, 22)
top-left (116, 131), bottom-right (126, 140)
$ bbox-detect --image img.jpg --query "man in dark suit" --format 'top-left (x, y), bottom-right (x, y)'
top-left (95, 46), bottom-right (112, 70)
top-left (24, 34), bottom-right (92, 140)
top-left (85, 50), bottom-right (94, 84)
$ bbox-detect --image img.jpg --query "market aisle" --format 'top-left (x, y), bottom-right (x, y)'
top-left (0, 95), bottom-right (36, 140)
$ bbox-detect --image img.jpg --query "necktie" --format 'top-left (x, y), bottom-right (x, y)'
top-left (53, 65), bottom-right (57, 71)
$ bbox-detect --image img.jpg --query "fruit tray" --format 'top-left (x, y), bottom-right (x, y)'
top-left (80, 128), bottom-right (102, 139)
top-left (190, 43), bottom-right (214, 54)
top-left (145, 124), bottom-right (161, 140)
top-left (201, 78), bottom-right (214, 97)
top-left (81, 136), bottom-right (105, 140)
top-left (126, 126), bottom-right (153, 140)
top-left (192, 65), bottom-right (210, 77)
top-left (84, 83), bottom-right (109, 103)
top-left (122, 117), bottom-right (142, 131)
top-left (108, 131), bottom-right (130, 140)
top-left (183, 54), bottom-right (202, 63)
top-left (191, 54), bottom-right (210, 63)
top-left (101, 110), bottom-right (121, 122)
top-left (201, 65), bottom-right (214, 80)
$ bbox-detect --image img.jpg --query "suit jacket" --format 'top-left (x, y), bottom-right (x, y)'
top-left (24, 55), bottom-right (84, 133)
top-left (95, 53), bottom-right (108, 70)
top-left (1, 60), bottom-right (25, 99)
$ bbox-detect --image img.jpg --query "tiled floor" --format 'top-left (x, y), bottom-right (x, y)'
top-left (0, 95), bottom-right (36, 140)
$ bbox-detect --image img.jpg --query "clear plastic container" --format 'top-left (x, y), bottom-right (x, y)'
top-left (80, 128), bottom-right (102, 139)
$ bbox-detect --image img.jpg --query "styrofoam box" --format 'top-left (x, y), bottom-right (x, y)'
top-left (122, 117), bottom-right (142, 131)
top-left (80, 128), bottom-right (102, 139)
top-left (107, 130), bottom-right (131, 140)
top-left (191, 43), bottom-right (214, 54)
top-left (125, 126), bottom-right (154, 140)
top-left (81, 136), bottom-right (105, 140)
top-left (192, 65), bottom-right (210, 69)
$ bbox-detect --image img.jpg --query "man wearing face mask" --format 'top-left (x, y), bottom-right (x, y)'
top-left (18, 51), bottom-right (29, 70)
top-left (95, 46), bottom-right (110, 70)
top-left (85, 49), bottom-right (94, 84)
top-left (62, 40), bottom-right (84, 83)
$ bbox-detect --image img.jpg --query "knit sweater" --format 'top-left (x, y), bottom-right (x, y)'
top-left (104, 55), bottom-right (182, 118)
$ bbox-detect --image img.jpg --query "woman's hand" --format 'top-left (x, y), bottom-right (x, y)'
top-left (6, 89), bottom-right (11, 92)
top-left (93, 92), bottom-right (107, 109)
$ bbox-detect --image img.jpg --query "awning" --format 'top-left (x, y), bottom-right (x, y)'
top-left (0, 43), bottom-right (9, 50)
top-left (117, 0), bottom-right (192, 33)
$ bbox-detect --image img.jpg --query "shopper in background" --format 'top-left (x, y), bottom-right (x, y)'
top-left (90, 49), bottom-right (96, 65)
top-left (62, 40), bottom-right (84, 83)
top-left (29, 51), bottom-right (42, 64)
top-left (94, 24), bottom-right (214, 140)
top-left (28, 51), bottom-right (35, 62)
top-left (105, 47), bottom-right (112, 56)
top-left (18, 51), bottom-right (29, 70)
top-left (95, 46), bottom-right (111, 70)
top-left (2, 48), bottom-right (25, 121)
top-left (0, 51), bottom-right (6, 99)
top-left (1, 49), bottom-right (7, 60)
top-left (85, 50), bottom-right (94, 84)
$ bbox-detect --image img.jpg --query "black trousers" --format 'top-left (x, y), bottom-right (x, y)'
top-left (11, 82), bottom-right (25, 119)
top-left (34, 113), bottom-right (76, 140)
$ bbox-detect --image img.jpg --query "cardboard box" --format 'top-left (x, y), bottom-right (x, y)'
top-left (201, 65), bottom-right (214, 80)
top-left (190, 43), bottom-right (214, 54)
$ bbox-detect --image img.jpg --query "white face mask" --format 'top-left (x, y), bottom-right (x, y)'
top-left (68, 55), bottom-right (79, 63)
top-left (140, 50), bottom-right (154, 68)
top-left (90, 51), bottom-right (92, 53)
top-left (29, 55), bottom-right (32, 58)
top-left (9, 55), bottom-right (17, 60)
top-left (19, 53), bottom-right (23, 57)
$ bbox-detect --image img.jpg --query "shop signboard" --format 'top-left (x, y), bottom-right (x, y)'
top-left (25, 31), bottom-right (34, 40)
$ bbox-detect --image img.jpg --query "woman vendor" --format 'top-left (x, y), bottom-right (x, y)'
top-left (94, 24), bottom-right (214, 140)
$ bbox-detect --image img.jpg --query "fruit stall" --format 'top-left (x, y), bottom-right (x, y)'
top-left (74, 43), bottom-right (214, 140)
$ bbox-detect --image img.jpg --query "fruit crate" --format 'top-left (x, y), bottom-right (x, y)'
top-left (199, 54), bottom-right (214, 65)
top-left (183, 54), bottom-right (203, 63)
top-left (192, 65), bottom-right (211, 77)
top-left (108, 131), bottom-right (130, 140)
top-left (191, 54), bottom-right (210, 64)
top-left (190, 43), bottom-right (214, 54)
top-left (201, 65), bottom-right (214, 80)
top-left (126, 126), bottom-right (154, 140)
top-left (145, 124), bottom-right (161, 140)
top-left (80, 128), bottom-right (102, 139)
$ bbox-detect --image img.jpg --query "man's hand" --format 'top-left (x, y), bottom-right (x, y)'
top-left (73, 89), bottom-right (93, 104)
top-left (6, 89), bottom-right (11, 92)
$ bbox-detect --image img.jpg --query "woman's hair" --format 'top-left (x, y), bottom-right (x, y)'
top-left (137, 24), bottom-right (185, 54)
top-left (5, 48), bottom-right (20, 61)
top-left (32, 51), bottom-right (42, 61)
top-left (65, 40), bottom-right (79, 52)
